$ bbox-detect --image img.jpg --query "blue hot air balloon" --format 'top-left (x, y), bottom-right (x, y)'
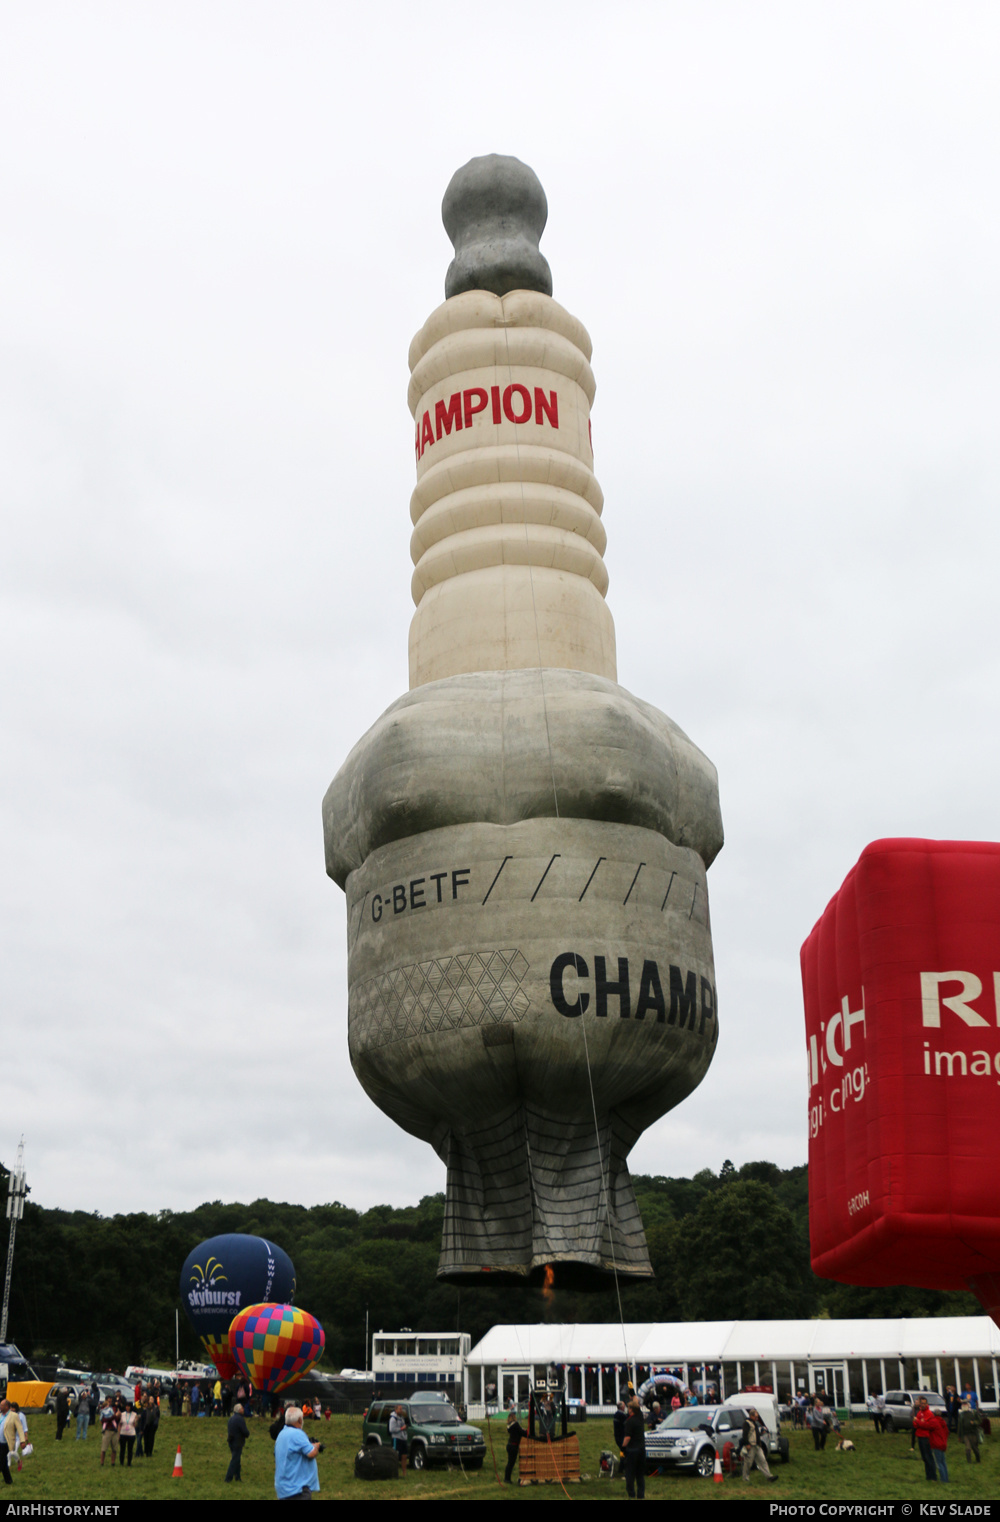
top-left (179, 1234), bottom-right (296, 1377)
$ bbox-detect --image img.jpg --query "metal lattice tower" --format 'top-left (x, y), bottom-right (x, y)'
top-left (1, 1139), bottom-right (27, 1344)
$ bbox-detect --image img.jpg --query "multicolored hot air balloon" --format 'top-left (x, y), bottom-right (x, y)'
top-left (179, 1235), bottom-right (296, 1378)
top-left (228, 1303), bottom-right (325, 1393)
top-left (801, 838), bottom-right (1000, 1328)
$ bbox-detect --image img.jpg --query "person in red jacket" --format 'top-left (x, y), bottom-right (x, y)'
top-left (928, 1405), bottom-right (950, 1483)
top-left (913, 1397), bottom-right (949, 1482)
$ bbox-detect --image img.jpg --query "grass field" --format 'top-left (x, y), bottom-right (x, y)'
top-left (5, 1410), bottom-right (997, 1502)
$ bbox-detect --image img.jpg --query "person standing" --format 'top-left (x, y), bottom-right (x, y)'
top-left (928, 1405), bottom-right (950, 1483)
top-left (143, 1394), bottom-right (159, 1458)
top-left (2, 1406), bottom-right (22, 1475)
top-left (621, 1397), bottom-right (646, 1501)
top-left (75, 1388), bottom-right (90, 1441)
top-left (118, 1405), bottom-right (137, 1468)
top-left (807, 1398), bottom-right (829, 1450)
top-left (134, 1399), bottom-right (147, 1460)
top-left (225, 1402), bottom-right (250, 1483)
top-left (740, 1407), bottom-right (778, 1484)
top-left (913, 1396), bottom-right (938, 1481)
top-left (0, 1400), bottom-right (13, 1487)
top-left (945, 1386), bottom-right (959, 1432)
top-left (958, 1400), bottom-right (983, 1464)
top-left (389, 1405), bottom-right (409, 1477)
top-left (504, 1407), bottom-right (525, 1484)
top-left (273, 1407), bottom-right (322, 1501)
top-left (55, 1386), bottom-right (70, 1441)
top-left (99, 1400), bottom-right (119, 1468)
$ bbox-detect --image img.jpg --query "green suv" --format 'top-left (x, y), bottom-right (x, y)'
top-left (363, 1392), bottom-right (486, 1470)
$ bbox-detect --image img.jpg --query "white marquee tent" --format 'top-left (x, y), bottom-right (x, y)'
top-left (465, 1318), bottom-right (1000, 1416)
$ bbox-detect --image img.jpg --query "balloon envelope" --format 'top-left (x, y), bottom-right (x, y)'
top-left (228, 1303), bottom-right (325, 1393)
top-left (801, 839), bottom-right (1000, 1303)
top-left (179, 1235), bottom-right (296, 1378)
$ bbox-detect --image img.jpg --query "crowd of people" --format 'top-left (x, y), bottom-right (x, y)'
top-left (52, 1382), bottom-right (162, 1468)
top-left (164, 1376), bottom-right (335, 1423)
top-left (3, 1379), bottom-right (328, 1499)
top-left (3, 1364), bottom-right (991, 1498)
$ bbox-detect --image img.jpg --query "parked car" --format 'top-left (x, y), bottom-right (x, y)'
top-left (45, 1378), bottom-right (139, 1415)
top-left (881, 1390), bottom-right (947, 1432)
top-left (43, 1382), bottom-right (89, 1414)
top-left (362, 1391), bottom-right (486, 1470)
top-left (646, 1394), bottom-right (789, 1477)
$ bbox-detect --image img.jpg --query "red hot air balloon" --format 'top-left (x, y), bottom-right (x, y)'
top-left (800, 838), bottom-right (1000, 1325)
top-left (228, 1303), bottom-right (325, 1394)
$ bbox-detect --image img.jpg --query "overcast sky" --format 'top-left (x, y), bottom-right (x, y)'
top-left (4, 2), bottom-right (998, 1226)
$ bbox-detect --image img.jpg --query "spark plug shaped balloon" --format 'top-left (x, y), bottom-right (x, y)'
top-left (324, 156), bottom-right (723, 1284)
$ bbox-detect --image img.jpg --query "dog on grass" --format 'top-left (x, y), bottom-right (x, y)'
top-left (835, 1439), bottom-right (856, 1453)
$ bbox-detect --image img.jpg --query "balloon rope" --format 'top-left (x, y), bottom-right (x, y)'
top-left (580, 1012), bottom-right (630, 1369)
top-left (545, 1429), bottom-right (574, 1500)
top-left (484, 1411), bottom-right (504, 1487)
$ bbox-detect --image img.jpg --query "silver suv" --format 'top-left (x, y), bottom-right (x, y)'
top-left (646, 1401), bottom-right (789, 1478)
top-left (881, 1390), bottom-right (947, 1432)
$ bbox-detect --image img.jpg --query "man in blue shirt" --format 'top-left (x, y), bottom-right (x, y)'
top-left (274, 1407), bottom-right (322, 1500)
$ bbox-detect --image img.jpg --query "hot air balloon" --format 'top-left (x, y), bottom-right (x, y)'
top-left (228, 1303), bottom-right (325, 1393)
top-left (179, 1235), bottom-right (296, 1377)
top-left (800, 838), bottom-right (1000, 1326)
top-left (323, 156), bottom-right (723, 1286)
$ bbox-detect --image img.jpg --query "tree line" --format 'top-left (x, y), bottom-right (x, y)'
top-left (2, 1158), bottom-right (978, 1374)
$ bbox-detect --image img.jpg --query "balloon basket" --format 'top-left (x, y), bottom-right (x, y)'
top-left (517, 1435), bottom-right (581, 1485)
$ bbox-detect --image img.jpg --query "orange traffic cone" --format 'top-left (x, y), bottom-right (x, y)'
top-left (172, 1444), bottom-right (184, 1478)
top-left (713, 1451), bottom-right (724, 1484)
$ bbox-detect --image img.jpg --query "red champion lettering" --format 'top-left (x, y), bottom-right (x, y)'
top-left (502, 383), bottom-right (532, 423)
top-left (535, 387), bottom-right (558, 428)
top-left (462, 387), bottom-right (489, 429)
top-left (417, 384), bottom-right (561, 462)
top-left (435, 393), bottom-right (463, 440)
